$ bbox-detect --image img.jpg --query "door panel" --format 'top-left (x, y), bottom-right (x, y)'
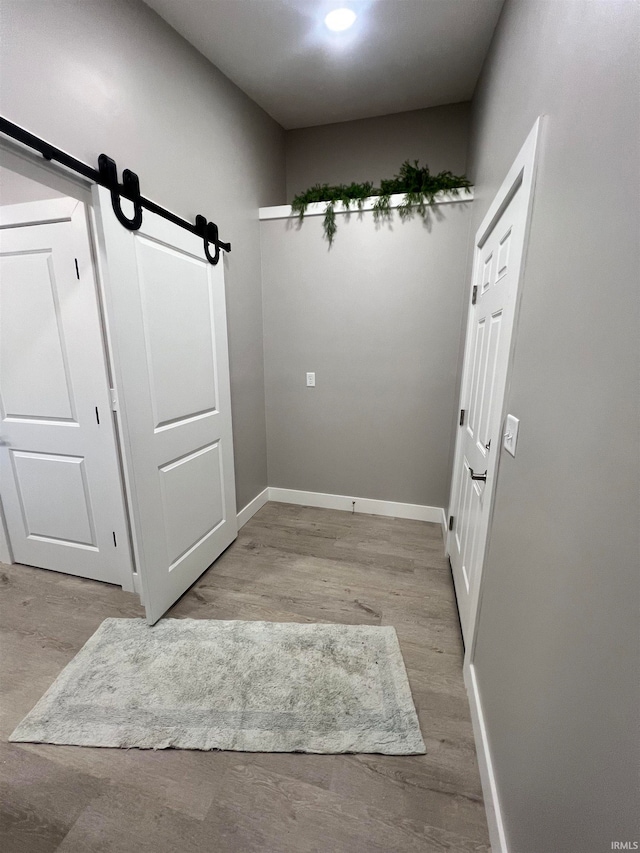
top-left (159, 441), bottom-right (225, 569)
top-left (447, 120), bottom-right (540, 649)
top-left (0, 198), bottom-right (132, 585)
top-left (137, 237), bottom-right (219, 428)
top-left (10, 451), bottom-right (97, 548)
top-left (477, 311), bottom-right (502, 452)
top-left (94, 186), bottom-right (237, 624)
top-left (467, 316), bottom-right (486, 439)
top-left (449, 195), bottom-right (525, 642)
top-left (0, 252), bottom-right (75, 420)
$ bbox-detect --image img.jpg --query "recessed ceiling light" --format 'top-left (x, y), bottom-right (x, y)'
top-left (324, 8), bottom-right (357, 32)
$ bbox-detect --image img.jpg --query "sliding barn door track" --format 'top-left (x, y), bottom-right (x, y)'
top-left (0, 116), bottom-right (230, 265)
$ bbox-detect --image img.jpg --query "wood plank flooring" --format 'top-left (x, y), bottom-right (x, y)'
top-left (0, 502), bottom-right (490, 852)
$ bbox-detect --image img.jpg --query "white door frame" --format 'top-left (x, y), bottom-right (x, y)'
top-left (448, 117), bottom-right (542, 662)
top-left (0, 142), bottom-right (138, 591)
top-left (446, 118), bottom-right (543, 853)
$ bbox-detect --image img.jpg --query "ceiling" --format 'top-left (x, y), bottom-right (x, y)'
top-left (143, 0), bottom-right (505, 130)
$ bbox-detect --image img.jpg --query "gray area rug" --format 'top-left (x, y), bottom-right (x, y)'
top-left (10, 618), bottom-right (425, 754)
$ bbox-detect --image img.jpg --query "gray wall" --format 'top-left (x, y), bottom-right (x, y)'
top-left (466, 1), bottom-right (640, 850)
top-left (261, 201), bottom-right (472, 508)
top-left (285, 103), bottom-right (470, 201)
top-left (0, 0), bottom-right (286, 511)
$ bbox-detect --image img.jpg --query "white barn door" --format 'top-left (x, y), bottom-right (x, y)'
top-left (0, 198), bottom-right (132, 586)
top-left (93, 186), bottom-right (237, 624)
top-left (447, 120), bottom-right (541, 649)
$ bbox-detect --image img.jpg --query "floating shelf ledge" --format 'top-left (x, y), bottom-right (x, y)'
top-left (259, 189), bottom-right (474, 221)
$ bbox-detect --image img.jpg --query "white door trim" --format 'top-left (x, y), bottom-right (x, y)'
top-left (0, 196), bottom-right (79, 227)
top-left (87, 202), bottom-right (143, 596)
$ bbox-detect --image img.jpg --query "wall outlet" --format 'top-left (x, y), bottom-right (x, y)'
top-left (306, 372), bottom-right (316, 387)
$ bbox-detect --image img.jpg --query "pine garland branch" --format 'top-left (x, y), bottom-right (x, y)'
top-left (291, 161), bottom-right (471, 244)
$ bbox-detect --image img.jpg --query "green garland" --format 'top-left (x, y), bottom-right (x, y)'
top-left (291, 160), bottom-right (472, 245)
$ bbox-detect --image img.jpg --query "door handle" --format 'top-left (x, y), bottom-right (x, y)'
top-left (469, 468), bottom-right (487, 482)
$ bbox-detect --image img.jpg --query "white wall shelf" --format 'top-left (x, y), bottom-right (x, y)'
top-left (259, 189), bottom-right (474, 220)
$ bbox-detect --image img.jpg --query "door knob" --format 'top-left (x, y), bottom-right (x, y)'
top-left (469, 468), bottom-right (487, 482)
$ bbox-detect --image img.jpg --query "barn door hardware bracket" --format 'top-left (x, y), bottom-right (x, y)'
top-left (98, 154), bottom-right (143, 231)
top-left (0, 115), bottom-right (231, 265)
top-left (195, 215), bottom-right (231, 266)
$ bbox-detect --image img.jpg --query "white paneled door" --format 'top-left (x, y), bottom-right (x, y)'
top-left (94, 186), bottom-right (237, 625)
top-left (447, 120), bottom-right (540, 649)
top-left (0, 198), bottom-right (132, 586)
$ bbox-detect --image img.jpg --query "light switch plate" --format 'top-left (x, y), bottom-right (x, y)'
top-left (503, 414), bottom-right (520, 457)
top-left (306, 372), bottom-right (316, 387)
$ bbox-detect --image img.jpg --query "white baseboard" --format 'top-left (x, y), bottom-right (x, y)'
top-left (236, 487), bottom-right (270, 529)
top-left (464, 662), bottom-right (508, 853)
top-left (2, 483), bottom-right (442, 566)
top-left (268, 487), bottom-right (444, 524)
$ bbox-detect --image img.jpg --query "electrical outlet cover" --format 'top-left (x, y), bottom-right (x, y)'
top-left (504, 414), bottom-right (520, 457)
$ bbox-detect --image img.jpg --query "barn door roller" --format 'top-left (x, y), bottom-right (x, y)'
top-left (0, 116), bottom-right (231, 265)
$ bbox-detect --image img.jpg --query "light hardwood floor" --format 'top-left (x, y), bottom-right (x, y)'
top-left (0, 502), bottom-right (490, 852)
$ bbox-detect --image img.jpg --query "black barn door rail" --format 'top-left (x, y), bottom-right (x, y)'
top-left (0, 116), bottom-right (230, 265)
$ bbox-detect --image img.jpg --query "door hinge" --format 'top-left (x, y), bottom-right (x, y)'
top-left (112, 531), bottom-right (117, 547)
top-left (448, 515), bottom-right (454, 531)
top-left (472, 285), bottom-right (478, 305)
top-left (459, 408), bottom-right (466, 426)
top-left (110, 388), bottom-right (118, 412)
top-left (74, 258), bottom-right (80, 279)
